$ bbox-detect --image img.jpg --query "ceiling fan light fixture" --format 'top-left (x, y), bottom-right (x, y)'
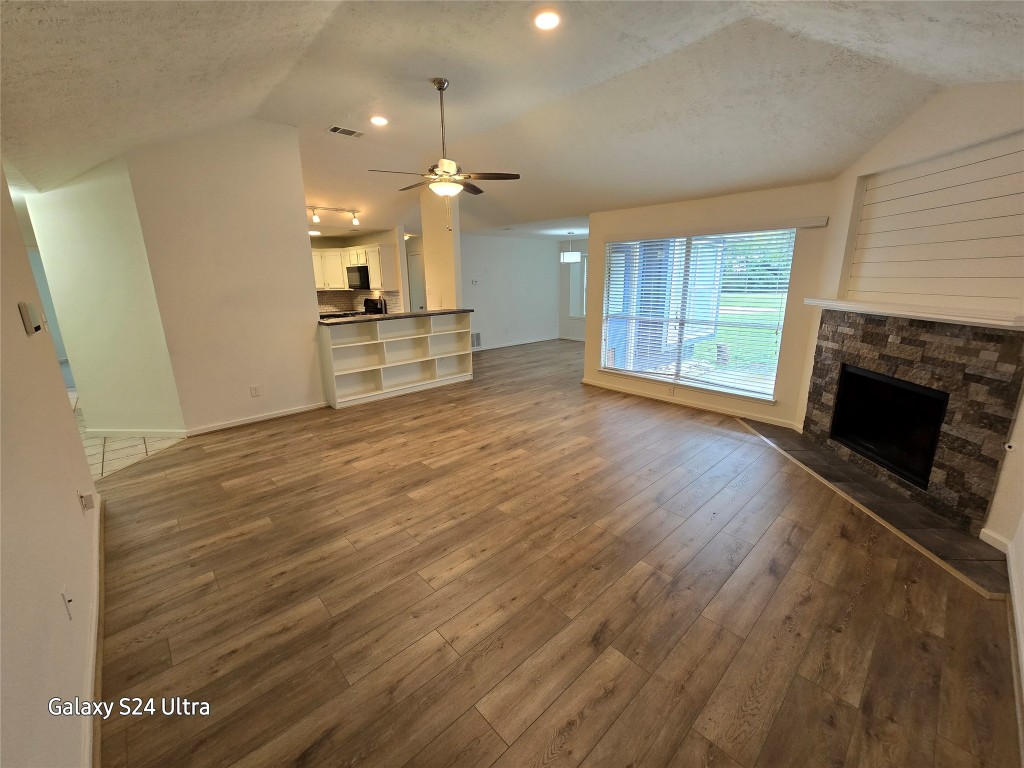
top-left (430, 180), bottom-right (463, 197)
top-left (534, 9), bottom-right (560, 30)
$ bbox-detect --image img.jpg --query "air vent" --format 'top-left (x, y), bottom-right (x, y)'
top-left (328, 126), bottom-right (364, 138)
top-left (471, 333), bottom-right (482, 349)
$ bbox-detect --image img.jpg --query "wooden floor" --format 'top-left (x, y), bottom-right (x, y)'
top-left (98, 340), bottom-right (1020, 768)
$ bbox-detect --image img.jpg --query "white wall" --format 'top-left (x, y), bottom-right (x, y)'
top-left (127, 119), bottom-right (324, 434)
top-left (558, 238), bottom-right (586, 342)
top-left (461, 234), bottom-right (560, 350)
top-left (26, 157), bottom-right (186, 436)
top-left (27, 247), bottom-right (68, 361)
top-left (2, 172), bottom-right (100, 768)
top-left (584, 181), bottom-right (836, 428)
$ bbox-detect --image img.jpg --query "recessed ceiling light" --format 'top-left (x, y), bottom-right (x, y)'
top-left (308, 230), bottom-right (321, 236)
top-left (370, 116), bottom-right (388, 127)
top-left (534, 9), bottom-right (560, 30)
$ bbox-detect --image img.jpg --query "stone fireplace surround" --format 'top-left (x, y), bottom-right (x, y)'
top-left (803, 309), bottom-right (1024, 536)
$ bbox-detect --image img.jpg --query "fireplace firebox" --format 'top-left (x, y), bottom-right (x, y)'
top-left (829, 364), bottom-right (949, 489)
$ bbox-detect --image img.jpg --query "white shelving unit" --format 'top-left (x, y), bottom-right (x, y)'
top-left (319, 312), bottom-right (473, 408)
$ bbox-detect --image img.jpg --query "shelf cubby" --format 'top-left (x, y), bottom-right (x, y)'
top-left (385, 336), bottom-right (431, 365)
top-left (381, 360), bottom-right (436, 391)
top-left (333, 342), bottom-right (384, 373)
top-left (431, 313), bottom-right (471, 334)
top-left (429, 331), bottom-right (471, 358)
top-left (377, 317), bottom-right (431, 341)
top-left (335, 369), bottom-right (383, 400)
top-left (436, 353), bottom-right (472, 380)
top-left (330, 322), bottom-right (378, 347)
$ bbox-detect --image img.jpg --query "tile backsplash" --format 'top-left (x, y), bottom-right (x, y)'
top-left (318, 289), bottom-right (403, 314)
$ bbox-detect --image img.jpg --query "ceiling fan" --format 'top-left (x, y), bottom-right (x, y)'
top-left (369, 77), bottom-right (520, 197)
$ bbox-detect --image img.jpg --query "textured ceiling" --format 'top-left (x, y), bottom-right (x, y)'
top-left (2, 1), bottom-right (1022, 235)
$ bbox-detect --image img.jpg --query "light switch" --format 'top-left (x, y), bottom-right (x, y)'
top-left (18, 302), bottom-right (43, 335)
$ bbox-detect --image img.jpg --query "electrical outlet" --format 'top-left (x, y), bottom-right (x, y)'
top-left (61, 585), bottom-right (73, 621)
top-left (250, 385), bottom-right (260, 397)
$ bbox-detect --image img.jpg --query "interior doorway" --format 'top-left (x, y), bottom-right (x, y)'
top-left (406, 250), bottom-right (427, 311)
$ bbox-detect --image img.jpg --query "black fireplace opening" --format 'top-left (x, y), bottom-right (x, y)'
top-left (829, 364), bottom-right (950, 489)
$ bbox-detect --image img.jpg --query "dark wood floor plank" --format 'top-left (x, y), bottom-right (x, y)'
top-left (476, 563), bottom-right (669, 744)
top-left (489, 647), bottom-right (648, 768)
top-left (843, 614), bottom-right (946, 768)
top-left (938, 582), bottom-right (1020, 767)
top-left (321, 599), bottom-right (569, 768)
top-left (582, 616), bottom-right (743, 768)
top-left (754, 675), bottom-right (858, 768)
top-left (693, 569), bottom-right (832, 766)
top-left (703, 516), bottom-right (811, 638)
top-left (228, 630), bottom-right (460, 768)
top-left (667, 730), bottom-right (743, 768)
top-left (615, 533), bottom-right (752, 672)
top-left (404, 707), bottom-right (507, 768)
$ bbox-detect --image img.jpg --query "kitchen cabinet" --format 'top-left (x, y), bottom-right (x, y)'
top-left (313, 243), bottom-right (398, 291)
top-left (311, 252), bottom-right (327, 289)
top-left (321, 250), bottom-right (347, 289)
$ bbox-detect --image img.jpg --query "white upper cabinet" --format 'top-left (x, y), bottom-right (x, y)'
top-left (311, 252), bottom-right (327, 289)
top-left (313, 243), bottom-right (398, 291)
top-left (321, 250), bottom-right (347, 289)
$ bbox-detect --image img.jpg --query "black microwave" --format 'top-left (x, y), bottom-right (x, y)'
top-left (346, 265), bottom-right (370, 290)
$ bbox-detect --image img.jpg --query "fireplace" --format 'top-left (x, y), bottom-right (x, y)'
top-left (804, 309), bottom-right (1024, 534)
top-left (829, 364), bottom-right (949, 489)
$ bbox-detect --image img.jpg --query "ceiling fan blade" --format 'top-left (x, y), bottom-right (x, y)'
top-left (369, 169), bottom-right (428, 176)
top-left (460, 181), bottom-right (484, 195)
top-left (461, 172), bottom-right (520, 180)
top-left (398, 180), bottom-right (431, 192)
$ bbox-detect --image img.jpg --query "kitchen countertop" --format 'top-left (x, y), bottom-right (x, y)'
top-left (318, 308), bottom-right (474, 326)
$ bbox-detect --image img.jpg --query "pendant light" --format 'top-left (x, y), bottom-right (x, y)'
top-left (560, 232), bottom-right (582, 263)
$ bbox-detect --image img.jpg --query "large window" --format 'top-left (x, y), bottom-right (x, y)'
top-left (601, 228), bottom-right (796, 399)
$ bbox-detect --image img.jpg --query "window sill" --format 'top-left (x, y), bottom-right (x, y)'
top-left (597, 367), bottom-right (777, 404)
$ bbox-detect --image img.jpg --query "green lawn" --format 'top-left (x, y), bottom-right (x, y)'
top-left (689, 292), bottom-right (787, 372)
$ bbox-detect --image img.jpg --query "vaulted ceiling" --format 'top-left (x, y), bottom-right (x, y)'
top-left (2, 1), bottom-right (1022, 236)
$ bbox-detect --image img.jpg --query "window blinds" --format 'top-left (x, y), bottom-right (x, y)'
top-left (602, 228), bottom-right (796, 399)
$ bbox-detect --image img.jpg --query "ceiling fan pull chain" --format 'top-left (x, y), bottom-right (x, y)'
top-left (446, 196), bottom-right (452, 231)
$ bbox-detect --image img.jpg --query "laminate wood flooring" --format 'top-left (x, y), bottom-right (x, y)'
top-left (97, 340), bottom-right (1020, 768)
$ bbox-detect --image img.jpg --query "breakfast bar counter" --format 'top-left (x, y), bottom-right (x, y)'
top-left (318, 309), bottom-right (474, 408)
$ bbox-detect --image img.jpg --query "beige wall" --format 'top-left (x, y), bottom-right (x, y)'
top-left (1, 173), bottom-right (100, 767)
top-left (584, 181), bottom-right (836, 428)
top-left (419, 188), bottom-right (462, 309)
top-left (26, 157), bottom-right (186, 436)
top-left (128, 119), bottom-right (324, 434)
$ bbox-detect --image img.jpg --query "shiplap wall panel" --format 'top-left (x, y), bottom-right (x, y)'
top-left (861, 174), bottom-right (1023, 219)
top-left (851, 257), bottom-right (1024, 279)
top-left (847, 131), bottom-right (1024, 315)
top-left (855, 236), bottom-right (1024, 263)
top-left (861, 152), bottom-right (1023, 205)
top-left (858, 194), bottom-right (1023, 234)
top-left (865, 131), bottom-right (1024, 189)
top-left (855, 215), bottom-right (1023, 249)
top-left (846, 290), bottom-right (1024, 314)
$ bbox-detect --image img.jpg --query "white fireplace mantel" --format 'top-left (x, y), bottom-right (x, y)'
top-left (804, 298), bottom-right (1024, 331)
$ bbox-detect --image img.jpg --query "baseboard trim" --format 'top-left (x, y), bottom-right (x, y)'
top-left (185, 402), bottom-right (329, 437)
top-left (581, 375), bottom-right (802, 431)
top-left (981, 527), bottom-right (1012, 554)
top-left (83, 428), bottom-right (188, 439)
top-left (92, 498), bottom-right (105, 768)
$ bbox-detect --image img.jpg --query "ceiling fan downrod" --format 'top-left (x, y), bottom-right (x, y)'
top-left (432, 77), bottom-right (450, 160)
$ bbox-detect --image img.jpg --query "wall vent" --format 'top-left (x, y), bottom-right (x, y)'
top-left (328, 126), bottom-right (365, 138)
top-left (471, 333), bottom-right (482, 349)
